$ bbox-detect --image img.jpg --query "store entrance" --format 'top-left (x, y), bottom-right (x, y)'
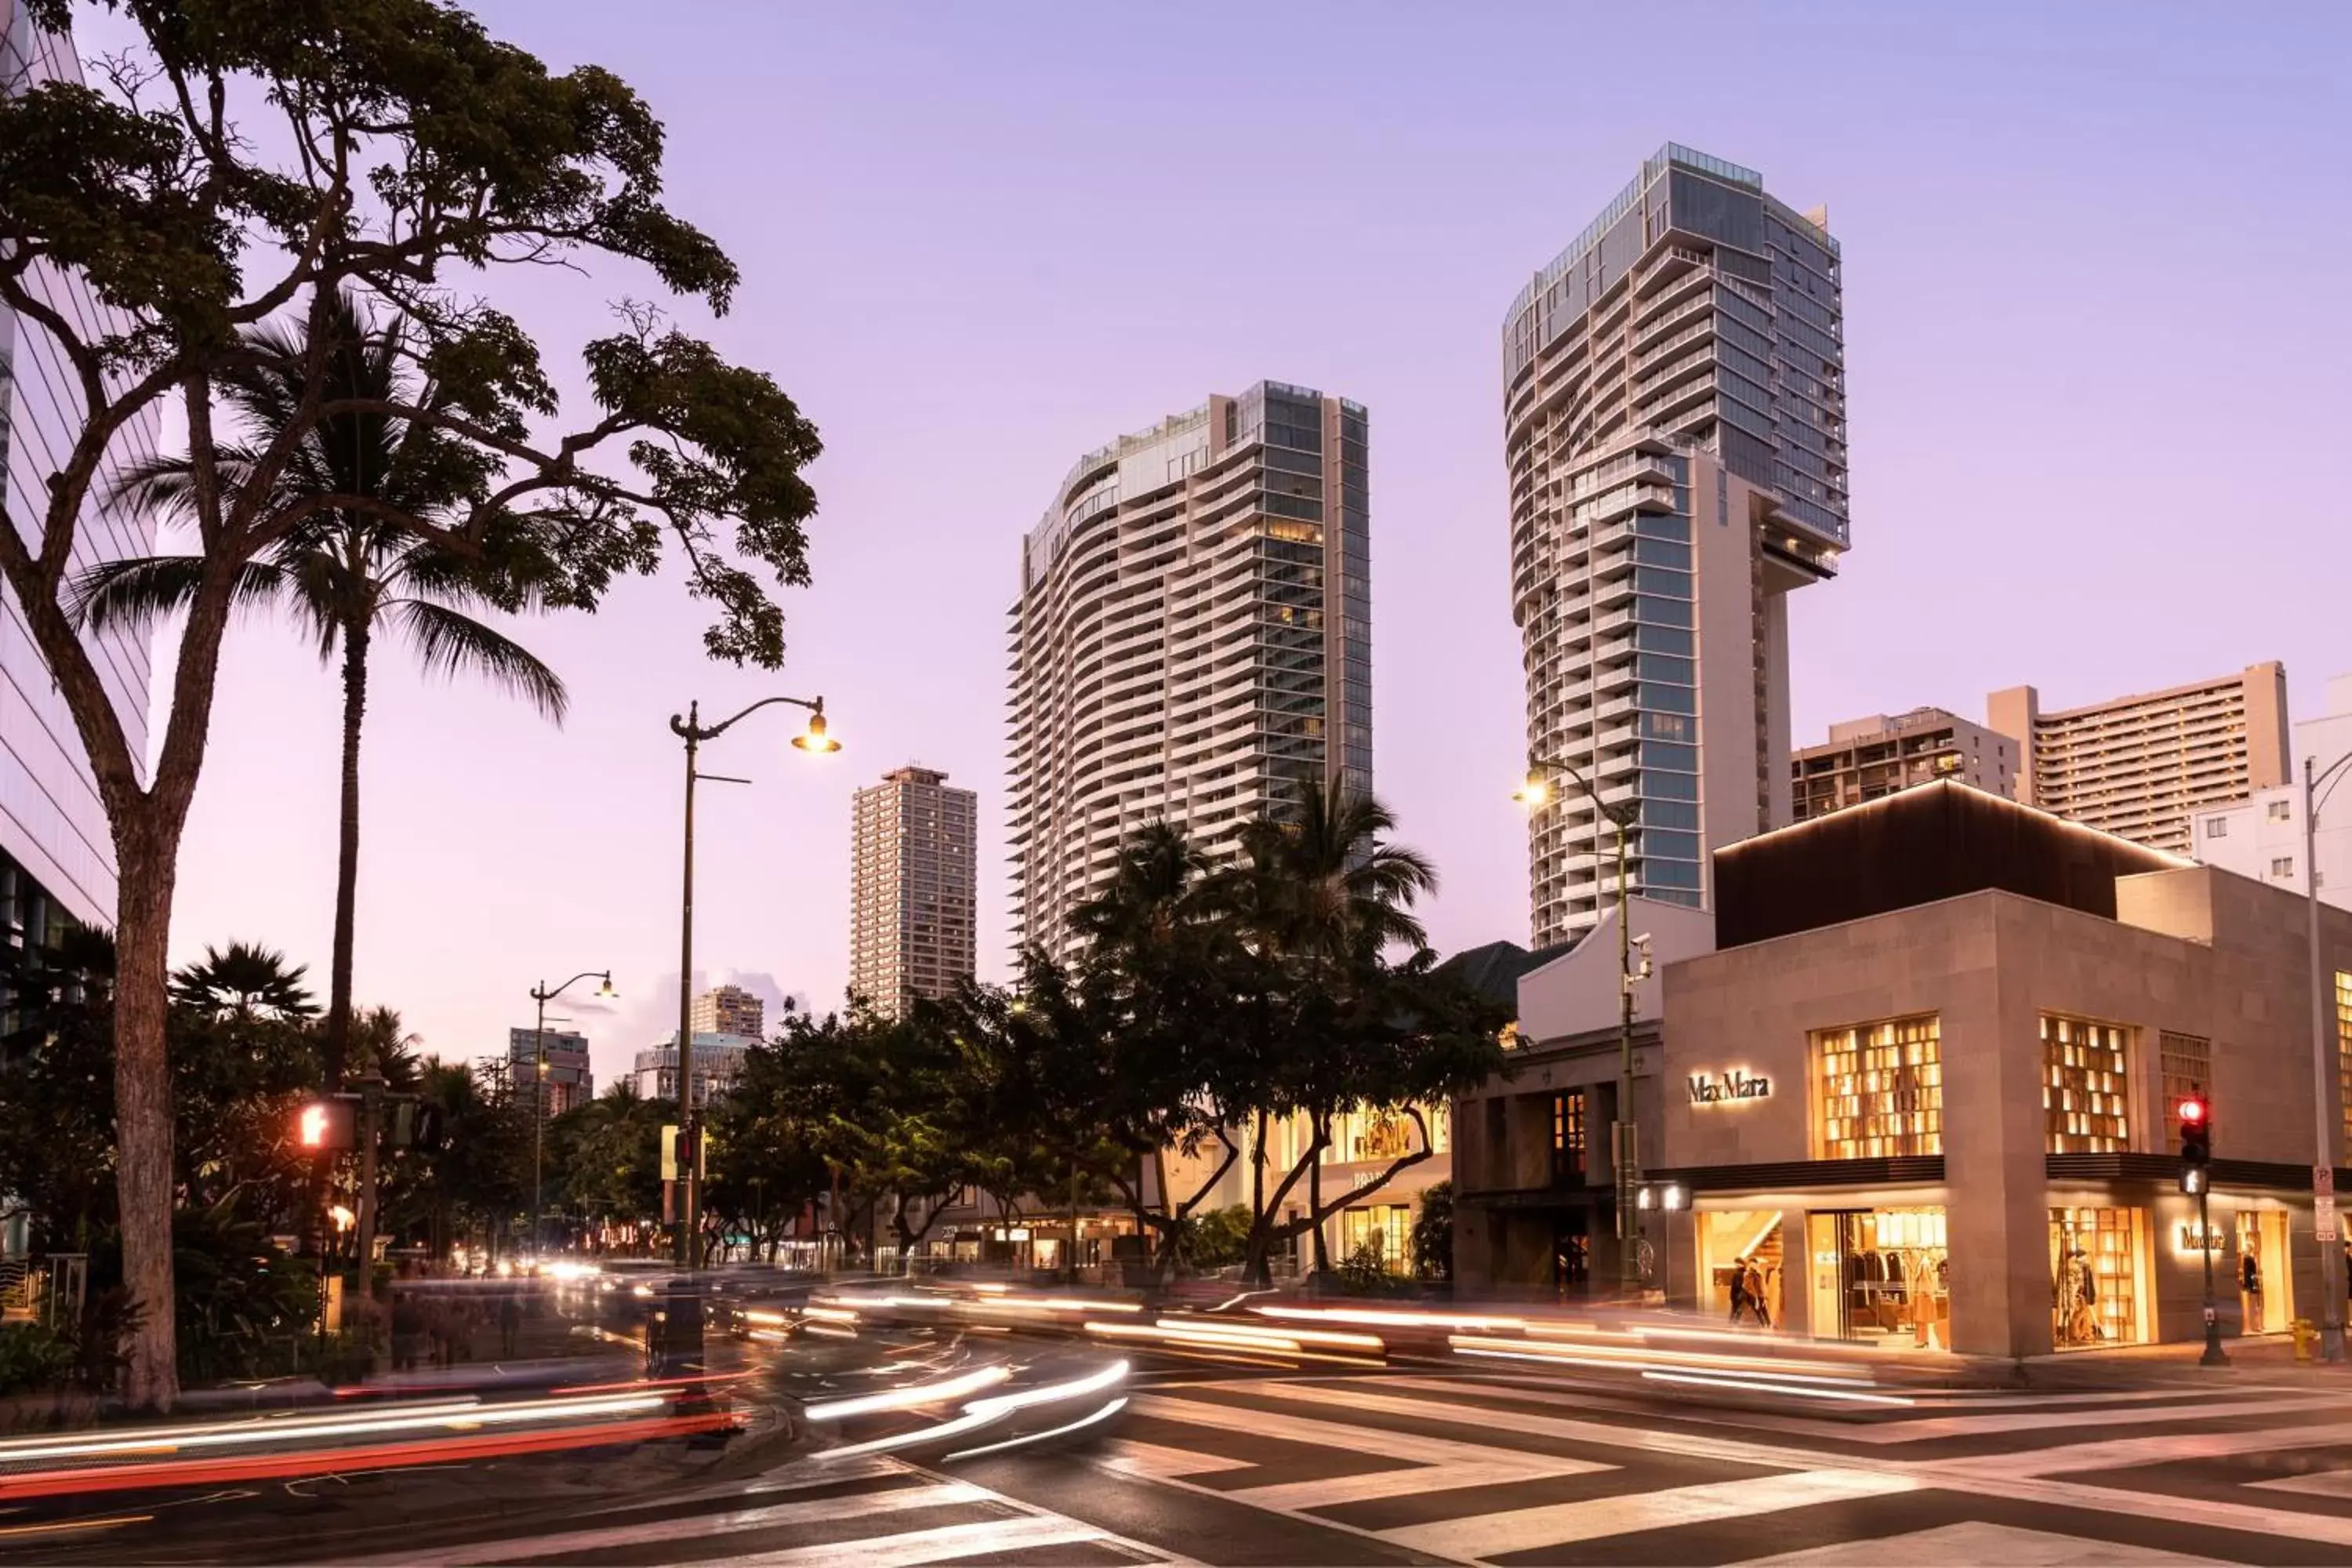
top-left (2237, 1209), bottom-right (2292, 1334)
top-left (1806, 1207), bottom-right (1950, 1348)
top-left (1698, 1210), bottom-right (1784, 1327)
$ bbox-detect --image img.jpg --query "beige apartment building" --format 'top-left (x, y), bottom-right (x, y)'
top-left (1987, 662), bottom-right (2289, 854)
top-left (1007, 382), bottom-right (1369, 956)
top-left (1790, 707), bottom-right (2018, 822)
top-left (1454, 781), bottom-right (2352, 1358)
top-left (688, 983), bottom-right (764, 1040)
top-left (850, 766), bottom-right (977, 1016)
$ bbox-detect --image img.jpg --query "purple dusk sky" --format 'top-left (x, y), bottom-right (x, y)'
top-left (134, 3), bottom-right (2349, 1091)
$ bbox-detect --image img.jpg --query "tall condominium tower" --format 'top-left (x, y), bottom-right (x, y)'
top-left (688, 983), bottom-right (764, 1040)
top-left (1009, 382), bottom-right (1370, 956)
top-left (1988, 662), bottom-right (2289, 855)
top-left (1505, 144), bottom-right (1846, 946)
top-left (1, 1), bottom-right (161, 959)
top-left (850, 766), bottom-right (978, 1014)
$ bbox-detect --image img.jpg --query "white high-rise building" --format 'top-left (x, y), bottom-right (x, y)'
top-left (1504, 145), bottom-right (1846, 946)
top-left (688, 983), bottom-right (764, 1040)
top-left (1008, 382), bottom-right (1370, 956)
top-left (850, 766), bottom-right (977, 1015)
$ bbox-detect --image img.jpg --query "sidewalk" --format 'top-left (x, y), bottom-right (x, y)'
top-left (1875, 1330), bottom-right (2352, 1392)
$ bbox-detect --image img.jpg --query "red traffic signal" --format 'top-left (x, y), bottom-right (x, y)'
top-left (2179, 1094), bottom-right (2212, 1167)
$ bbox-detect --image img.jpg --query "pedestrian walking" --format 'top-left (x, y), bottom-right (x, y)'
top-left (1727, 1267), bottom-right (1751, 1324)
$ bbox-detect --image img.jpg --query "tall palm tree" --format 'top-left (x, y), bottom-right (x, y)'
top-left (73, 289), bottom-right (566, 1088)
top-left (1230, 776), bottom-right (1437, 1273)
top-left (1231, 776), bottom-right (1436, 963)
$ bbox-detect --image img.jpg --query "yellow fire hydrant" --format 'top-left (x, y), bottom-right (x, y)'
top-left (2292, 1319), bottom-right (2318, 1362)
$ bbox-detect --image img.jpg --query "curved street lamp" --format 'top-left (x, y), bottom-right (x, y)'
top-left (1519, 754), bottom-right (1649, 1301)
top-left (528, 969), bottom-right (615, 1257)
top-left (2307, 749), bottom-right (2352, 1363)
top-left (669, 695), bottom-right (838, 1270)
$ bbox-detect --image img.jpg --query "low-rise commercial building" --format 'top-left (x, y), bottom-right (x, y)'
top-left (1456, 781), bottom-right (2352, 1358)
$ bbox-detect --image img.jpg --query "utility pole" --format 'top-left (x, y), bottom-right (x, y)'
top-left (354, 1071), bottom-right (383, 1333)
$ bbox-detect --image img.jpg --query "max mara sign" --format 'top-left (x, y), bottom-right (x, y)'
top-left (1688, 1069), bottom-right (1772, 1105)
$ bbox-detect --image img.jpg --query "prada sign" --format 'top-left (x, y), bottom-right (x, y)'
top-left (1689, 1069), bottom-right (1772, 1105)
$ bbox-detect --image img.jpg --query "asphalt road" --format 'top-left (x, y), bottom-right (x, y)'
top-left (9, 1343), bottom-right (2352, 1566)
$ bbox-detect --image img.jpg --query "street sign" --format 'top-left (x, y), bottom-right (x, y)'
top-left (2319, 1194), bottom-right (2339, 1243)
top-left (2318, 1165), bottom-right (2336, 1196)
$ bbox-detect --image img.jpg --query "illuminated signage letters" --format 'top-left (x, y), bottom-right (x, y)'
top-left (1688, 1069), bottom-right (1771, 1105)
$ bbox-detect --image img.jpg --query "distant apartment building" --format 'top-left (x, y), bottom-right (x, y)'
top-left (1988, 662), bottom-right (2289, 855)
top-left (1008, 381), bottom-right (1370, 956)
top-left (631, 1033), bottom-right (758, 1109)
top-left (2192, 672), bottom-right (2352, 908)
top-left (850, 766), bottom-right (977, 1015)
top-left (688, 984), bottom-right (764, 1040)
top-left (1506, 144), bottom-right (1847, 945)
top-left (506, 1027), bottom-right (592, 1119)
top-left (1791, 708), bottom-right (2019, 822)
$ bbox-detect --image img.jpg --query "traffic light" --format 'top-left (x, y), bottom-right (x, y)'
top-left (2179, 1094), bottom-right (2212, 1169)
top-left (296, 1099), bottom-right (356, 1151)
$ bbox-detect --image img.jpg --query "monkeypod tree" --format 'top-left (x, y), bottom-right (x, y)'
top-left (0, 0), bottom-right (824, 1407)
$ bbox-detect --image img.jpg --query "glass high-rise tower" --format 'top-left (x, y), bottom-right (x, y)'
top-left (1504, 145), bottom-right (1846, 946)
top-left (1009, 382), bottom-right (1370, 958)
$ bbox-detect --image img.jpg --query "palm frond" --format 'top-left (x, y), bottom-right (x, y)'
top-left (385, 599), bottom-right (568, 722)
top-left (67, 556), bottom-right (296, 633)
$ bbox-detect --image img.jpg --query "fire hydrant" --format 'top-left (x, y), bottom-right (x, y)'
top-left (2292, 1319), bottom-right (2318, 1362)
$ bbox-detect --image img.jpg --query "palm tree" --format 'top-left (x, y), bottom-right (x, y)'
top-left (1069, 820), bottom-right (1219, 948)
top-left (1230, 776), bottom-right (1436, 964)
top-left (1229, 777), bottom-right (1437, 1274)
top-left (170, 942), bottom-right (318, 1022)
top-left (74, 288), bottom-right (567, 1088)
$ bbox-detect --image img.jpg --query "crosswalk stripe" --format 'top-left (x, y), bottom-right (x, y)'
top-left (1942, 1419), bottom-right (2352, 1481)
top-left (1102, 1438), bottom-right (1257, 1482)
top-left (1730, 1519), bottom-right (2234, 1566)
top-left (377, 1477), bottom-right (996, 1565)
top-left (718, 1514), bottom-right (1123, 1566)
top-left (1131, 1392), bottom-right (1607, 1511)
top-left (1364, 1374), bottom-right (2344, 1447)
top-left (1379, 1468), bottom-right (1918, 1559)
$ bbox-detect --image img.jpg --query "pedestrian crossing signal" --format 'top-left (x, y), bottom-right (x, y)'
top-left (296, 1100), bottom-right (356, 1150)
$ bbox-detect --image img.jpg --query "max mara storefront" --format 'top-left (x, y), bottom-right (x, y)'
top-left (1652, 788), bottom-right (2352, 1359)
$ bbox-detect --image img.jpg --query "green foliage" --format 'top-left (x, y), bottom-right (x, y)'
top-left (0, 1324), bottom-right (74, 1397)
top-left (168, 1204), bottom-right (321, 1385)
top-left (1180, 1206), bottom-right (1253, 1271)
top-left (1333, 1238), bottom-right (1415, 1298)
top-left (1411, 1181), bottom-right (1454, 1283)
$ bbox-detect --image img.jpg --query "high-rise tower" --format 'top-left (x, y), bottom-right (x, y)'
top-left (850, 766), bottom-right (978, 1014)
top-left (1009, 382), bottom-right (1370, 957)
top-left (1505, 145), bottom-right (1846, 946)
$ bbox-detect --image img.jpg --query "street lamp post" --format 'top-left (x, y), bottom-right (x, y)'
top-left (2305, 749), bottom-right (2352, 1363)
top-left (669, 694), bottom-right (838, 1271)
top-left (1519, 754), bottom-right (1651, 1300)
top-left (529, 970), bottom-right (615, 1258)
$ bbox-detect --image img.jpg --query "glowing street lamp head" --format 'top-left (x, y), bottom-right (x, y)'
top-left (1514, 773), bottom-right (1550, 809)
top-left (792, 710), bottom-right (840, 755)
top-left (597, 973), bottom-right (618, 1000)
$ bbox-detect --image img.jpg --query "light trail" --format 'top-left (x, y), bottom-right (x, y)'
top-left (804, 1365), bottom-right (1012, 1422)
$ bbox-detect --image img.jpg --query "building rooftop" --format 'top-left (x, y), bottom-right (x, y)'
top-left (1717, 779), bottom-right (2187, 948)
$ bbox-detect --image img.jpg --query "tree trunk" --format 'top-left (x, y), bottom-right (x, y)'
top-left (323, 619), bottom-right (369, 1088)
top-left (112, 811), bottom-right (183, 1412)
top-left (1245, 1111), bottom-right (1271, 1287)
top-left (1308, 1112), bottom-right (1330, 1277)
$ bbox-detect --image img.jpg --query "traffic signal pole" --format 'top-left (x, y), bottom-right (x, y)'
top-left (2198, 1175), bottom-right (2227, 1367)
top-left (2181, 1093), bottom-right (2227, 1367)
